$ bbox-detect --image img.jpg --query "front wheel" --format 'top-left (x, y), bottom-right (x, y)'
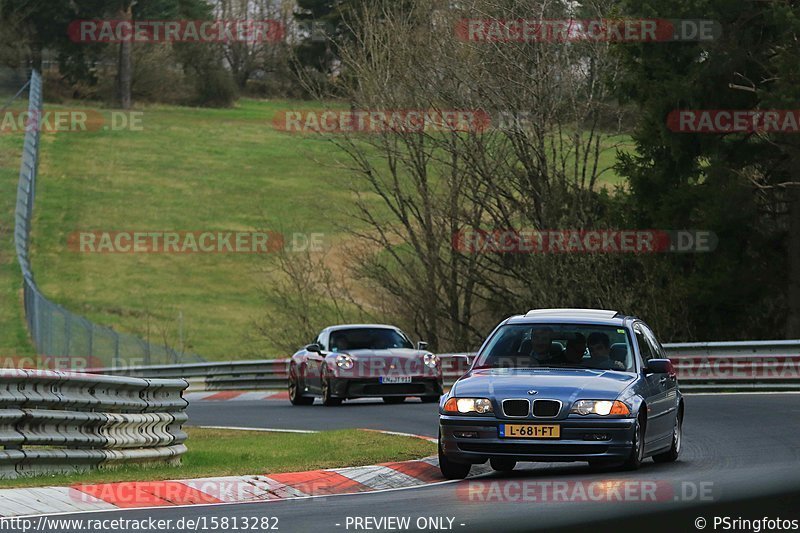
top-left (653, 411), bottom-right (682, 463)
top-left (321, 368), bottom-right (342, 406)
top-left (438, 432), bottom-right (471, 479)
top-left (289, 365), bottom-right (314, 406)
top-left (621, 416), bottom-right (645, 471)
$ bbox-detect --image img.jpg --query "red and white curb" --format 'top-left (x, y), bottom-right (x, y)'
top-left (184, 390), bottom-right (289, 402)
top-left (0, 457), bottom-right (491, 518)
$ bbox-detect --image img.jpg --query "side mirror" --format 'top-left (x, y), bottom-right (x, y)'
top-left (305, 343), bottom-right (321, 353)
top-left (645, 358), bottom-right (675, 376)
top-left (448, 353), bottom-right (474, 369)
top-left (417, 341), bottom-right (429, 351)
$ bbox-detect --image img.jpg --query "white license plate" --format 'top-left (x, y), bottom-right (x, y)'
top-left (380, 376), bottom-right (412, 384)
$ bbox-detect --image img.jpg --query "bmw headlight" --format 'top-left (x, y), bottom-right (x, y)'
top-left (444, 397), bottom-right (493, 414)
top-left (423, 353), bottom-right (439, 369)
top-left (335, 354), bottom-right (354, 370)
top-left (570, 400), bottom-right (630, 416)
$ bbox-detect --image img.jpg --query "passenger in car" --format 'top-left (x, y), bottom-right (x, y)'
top-left (587, 332), bottom-right (625, 370)
top-left (563, 334), bottom-right (587, 366)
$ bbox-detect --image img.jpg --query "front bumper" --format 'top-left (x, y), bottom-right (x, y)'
top-left (440, 415), bottom-right (636, 463)
top-left (331, 377), bottom-right (443, 399)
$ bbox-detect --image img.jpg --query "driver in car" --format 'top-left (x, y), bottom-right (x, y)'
top-left (530, 327), bottom-right (563, 365)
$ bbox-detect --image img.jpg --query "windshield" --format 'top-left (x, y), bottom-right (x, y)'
top-left (329, 328), bottom-right (414, 351)
top-left (473, 324), bottom-right (634, 372)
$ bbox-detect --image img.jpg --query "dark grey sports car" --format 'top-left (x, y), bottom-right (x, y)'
top-left (289, 324), bottom-right (443, 406)
top-left (438, 309), bottom-right (683, 479)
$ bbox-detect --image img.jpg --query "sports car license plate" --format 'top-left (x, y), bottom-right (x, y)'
top-left (500, 424), bottom-right (560, 439)
top-left (380, 376), bottom-right (412, 384)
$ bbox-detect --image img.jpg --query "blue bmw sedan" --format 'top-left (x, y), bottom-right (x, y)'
top-left (438, 309), bottom-right (683, 479)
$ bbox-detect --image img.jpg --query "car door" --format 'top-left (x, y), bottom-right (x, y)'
top-left (634, 323), bottom-right (669, 450)
top-left (305, 330), bottom-right (329, 393)
top-left (643, 324), bottom-right (680, 441)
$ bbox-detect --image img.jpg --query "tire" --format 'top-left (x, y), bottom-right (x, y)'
top-left (438, 432), bottom-right (471, 480)
top-left (321, 368), bottom-right (342, 406)
top-left (420, 396), bottom-right (440, 403)
top-left (653, 410), bottom-right (682, 463)
top-left (621, 415), bottom-right (645, 471)
top-left (383, 396), bottom-right (406, 404)
top-left (489, 457), bottom-right (516, 472)
top-left (288, 365), bottom-right (314, 406)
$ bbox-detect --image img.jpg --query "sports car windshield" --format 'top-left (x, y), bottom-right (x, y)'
top-left (330, 328), bottom-right (414, 351)
top-left (474, 324), bottom-right (635, 372)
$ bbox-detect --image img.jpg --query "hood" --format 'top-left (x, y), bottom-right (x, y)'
top-left (453, 368), bottom-right (635, 403)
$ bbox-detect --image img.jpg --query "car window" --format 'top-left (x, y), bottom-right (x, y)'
top-left (634, 325), bottom-right (654, 362)
top-left (642, 325), bottom-right (665, 358)
top-left (329, 328), bottom-right (414, 351)
top-left (473, 323), bottom-right (634, 372)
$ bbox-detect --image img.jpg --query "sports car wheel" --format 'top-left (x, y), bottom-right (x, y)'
top-left (289, 365), bottom-right (314, 406)
top-left (489, 457), bottom-right (516, 472)
top-left (621, 415), bottom-right (645, 470)
top-left (653, 410), bottom-right (682, 463)
top-left (321, 368), bottom-right (342, 406)
top-left (438, 432), bottom-right (471, 480)
top-left (383, 396), bottom-right (405, 404)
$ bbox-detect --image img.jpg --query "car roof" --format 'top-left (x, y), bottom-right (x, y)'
top-left (325, 324), bottom-right (402, 332)
top-left (504, 308), bottom-right (638, 327)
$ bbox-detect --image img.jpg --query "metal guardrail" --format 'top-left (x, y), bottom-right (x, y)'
top-left (12, 70), bottom-right (204, 367)
top-left (94, 340), bottom-right (800, 393)
top-left (666, 340), bottom-right (800, 391)
top-left (0, 370), bottom-right (189, 479)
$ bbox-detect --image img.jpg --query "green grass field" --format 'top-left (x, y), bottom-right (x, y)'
top-left (0, 95), bottom-right (37, 360)
top-left (0, 97), bottom-right (631, 361)
top-left (0, 428), bottom-right (436, 489)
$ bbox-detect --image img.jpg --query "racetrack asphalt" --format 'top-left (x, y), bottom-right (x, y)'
top-left (9, 394), bottom-right (800, 532)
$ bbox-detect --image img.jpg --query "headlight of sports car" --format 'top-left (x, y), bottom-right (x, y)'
top-left (444, 397), bottom-right (493, 414)
top-left (423, 353), bottom-right (439, 369)
top-left (570, 400), bottom-right (630, 416)
top-left (335, 354), bottom-right (354, 370)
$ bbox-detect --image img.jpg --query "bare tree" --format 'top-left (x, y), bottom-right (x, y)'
top-left (213, 0), bottom-right (295, 90)
top-left (296, 0), bottom-right (636, 350)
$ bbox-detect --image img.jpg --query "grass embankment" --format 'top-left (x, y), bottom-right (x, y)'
top-left (0, 427), bottom-right (436, 489)
top-left (0, 97), bottom-right (631, 360)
